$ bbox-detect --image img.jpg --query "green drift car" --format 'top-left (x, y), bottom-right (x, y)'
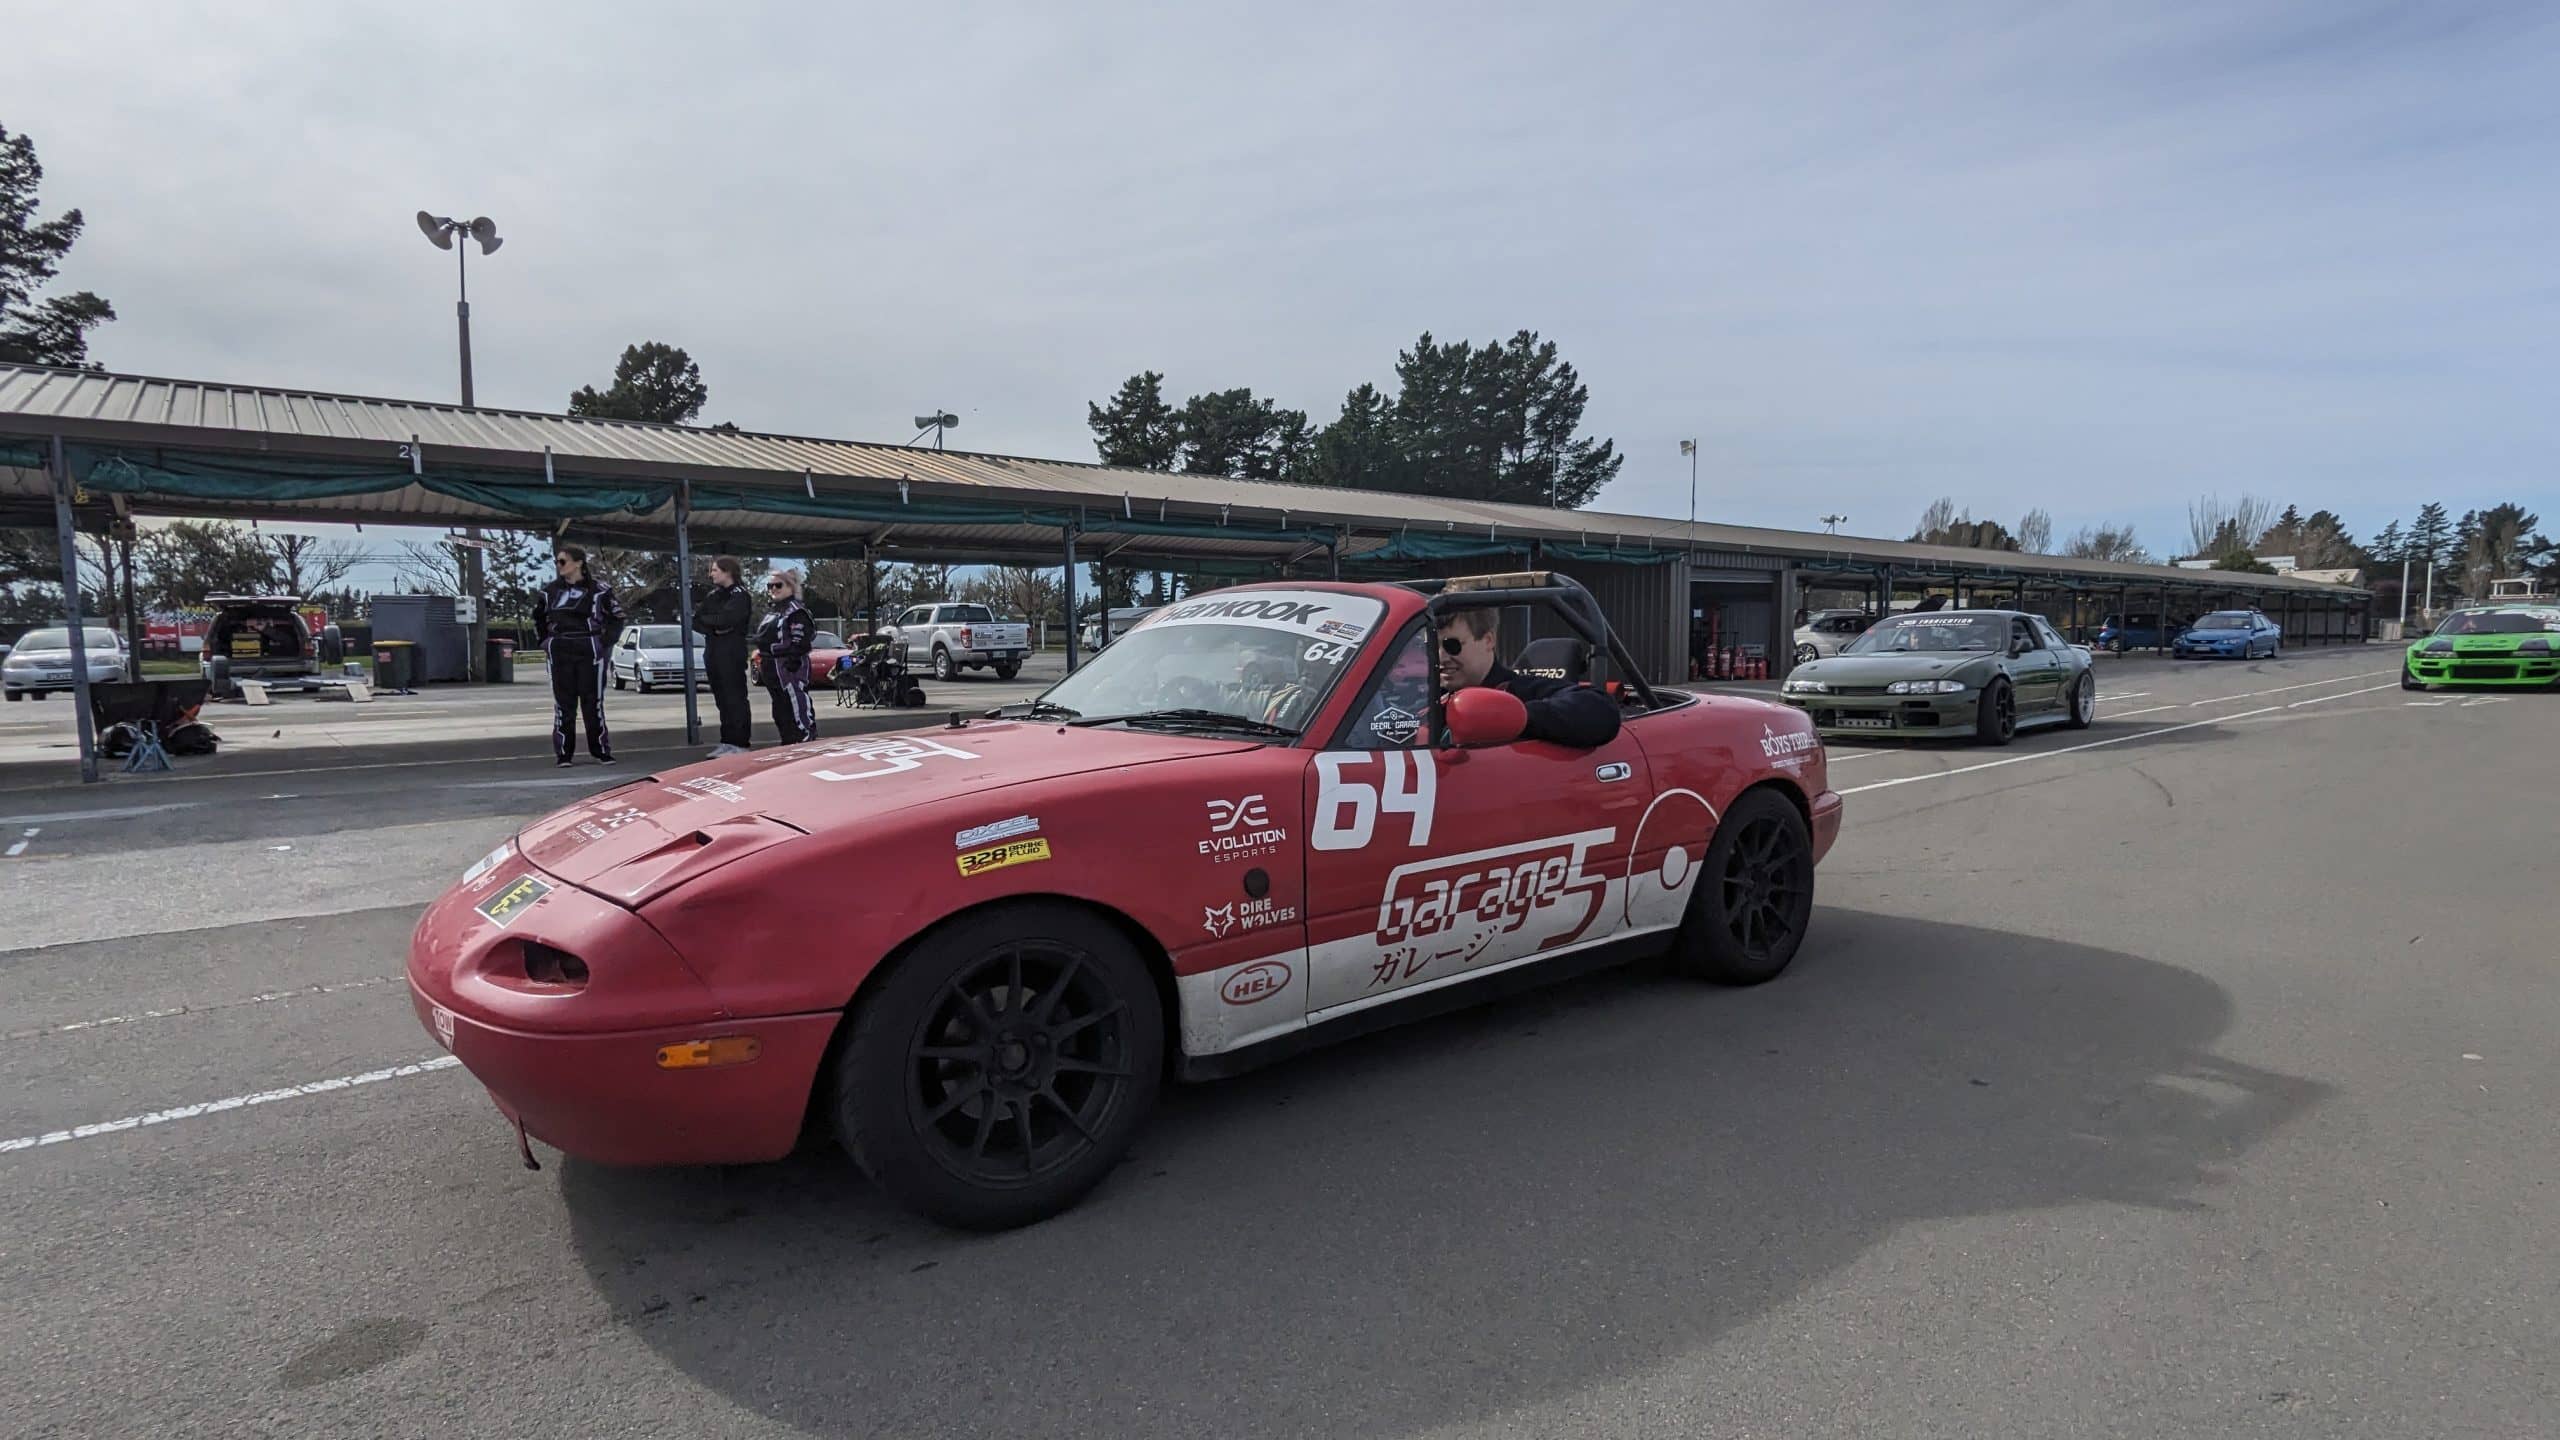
top-left (2402, 606), bottom-right (2560, 691)
top-left (1780, 609), bottom-right (2096, 745)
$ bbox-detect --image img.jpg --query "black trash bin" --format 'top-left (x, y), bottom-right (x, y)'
top-left (372, 641), bottom-right (416, 693)
top-left (486, 637), bottom-right (516, 683)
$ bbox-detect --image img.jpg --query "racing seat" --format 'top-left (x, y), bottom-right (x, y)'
top-left (1513, 636), bottom-right (1597, 685)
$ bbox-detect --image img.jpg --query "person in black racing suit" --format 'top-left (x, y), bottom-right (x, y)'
top-left (692, 555), bottom-right (754, 754)
top-left (1434, 606), bottom-right (1621, 747)
top-left (754, 568), bottom-right (818, 745)
top-left (531, 544), bottom-right (625, 765)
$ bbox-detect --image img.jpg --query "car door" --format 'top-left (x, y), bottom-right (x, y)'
top-left (2008, 616), bottom-right (2063, 714)
top-left (611, 631), bottom-right (635, 683)
top-left (1300, 623), bottom-right (1652, 1021)
top-left (2030, 617), bottom-right (2081, 702)
top-left (2256, 612), bottom-right (2278, 655)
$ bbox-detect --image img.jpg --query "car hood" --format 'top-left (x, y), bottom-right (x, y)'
top-left (1795, 652), bottom-right (1996, 682)
top-left (516, 721), bottom-right (1260, 906)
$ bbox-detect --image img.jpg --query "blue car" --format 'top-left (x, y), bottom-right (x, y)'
top-left (2173, 609), bottom-right (2283, 660)
top-left (2092, 612), bottom-right (2189, 652)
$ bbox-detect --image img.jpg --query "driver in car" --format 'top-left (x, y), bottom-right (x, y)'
top-left (1435, 607), bottom-right (1622, 748)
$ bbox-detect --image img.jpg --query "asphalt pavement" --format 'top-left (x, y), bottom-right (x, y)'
top-left (3, 644), bottom-right (2552, 1439)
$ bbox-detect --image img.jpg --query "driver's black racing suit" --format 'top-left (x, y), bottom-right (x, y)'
top-left (755, 597), bottom-right (817, 744)
top-left (533, 576), bottom-right (625, 762)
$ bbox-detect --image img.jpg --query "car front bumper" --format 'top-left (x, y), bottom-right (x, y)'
top-left (2173, 642), bottom-right (2248, 658)
top-left (1781, 691), bottom-right (1978, 738)
top-left (410, 979), bottom-right (838, 1166)
top-left (2405, 653), bottom-right (2559, 687)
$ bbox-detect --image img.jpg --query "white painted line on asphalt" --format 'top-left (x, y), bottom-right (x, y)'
top-left (6, 975), bottom-right (400, 1041)
top-left (1838, 705), bottom-right (2285, 797)
top-left (2184, 670), bottom-right (2394, 706)
top-left (0, 803), bottom-right (200, 826)
top-left (2095, 692), bottom-right (2150, 701)
top-left (2405, 700), bottom-right (2453, 707)
top-left (2287, 682), bottom-right (2401, 709)
top-left (2107, 704), bottom-right (2180, 719)
top-left (0, 1055), bottom-right (461, 1157)
top-left (2460, 696), bottom-right (2511, 708)
top-left (4, 827), bottom-right (33, 858)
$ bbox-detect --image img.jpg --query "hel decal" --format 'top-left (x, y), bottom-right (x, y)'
top-left (1220, 961), bottom-right (1293, 1006)
top-left (475, 874), bottom-right (552, 928)
top-left (958, 838), bottom-right (1051, 877)
top-left (1313, 750), bottom-right (1436, 851)
top-left (954, 814), bottom-right (1040, 849)
top-left (811, 735), bottom-right (981, 783)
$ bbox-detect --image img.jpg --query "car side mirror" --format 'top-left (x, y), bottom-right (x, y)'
top-left (1444, 687), bottom-right (1528, 747)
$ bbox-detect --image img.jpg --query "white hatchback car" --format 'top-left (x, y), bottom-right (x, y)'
top-left (1792, 610), bottom-right (1876, 666)
top-left (608, 624), bottom-right (702, 692)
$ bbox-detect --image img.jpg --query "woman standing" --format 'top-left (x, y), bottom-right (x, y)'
top-left (754, 567), bottom-right (818, 745)
top-left (531, 544), bottom-right (624, 766)
top-left (692, 555), bottom-right (754, 755)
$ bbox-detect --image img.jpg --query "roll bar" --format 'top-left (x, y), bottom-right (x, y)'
top-left (1402, 570), bottom-right (1661, 710)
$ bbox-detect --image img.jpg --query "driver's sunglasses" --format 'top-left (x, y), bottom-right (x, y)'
top-left (1438, 636), bottom-right (1467, 656)
top-left (766, 581), bottom-right (787, 591)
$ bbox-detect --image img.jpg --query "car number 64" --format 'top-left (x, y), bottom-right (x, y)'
top-left (1313, 751), bottom-right (1436, 851)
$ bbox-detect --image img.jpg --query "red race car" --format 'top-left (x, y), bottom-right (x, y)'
top-left (409, 573), bottom-right (1843, 1228)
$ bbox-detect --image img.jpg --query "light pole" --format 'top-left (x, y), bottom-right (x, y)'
top-left (417, 210), bottom-right (503, 677)
top-left (416, 212), bottom-right (503, 407)
top-left (913, 411), bottom-right (959, 450)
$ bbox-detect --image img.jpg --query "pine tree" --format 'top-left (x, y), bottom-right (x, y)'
top-left (0, 124), bottom-right (116, 366)
top-left (2409, 502), bottom-right (2454, 566)
top-left (1086, 372), bottom-right (1181, 470)
top-left (2368, 520), bottom-right (2405, 565)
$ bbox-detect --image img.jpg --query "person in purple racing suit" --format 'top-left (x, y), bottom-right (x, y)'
top-left (531, 544), bottom-right (626, 766)
top-left (754, 568), bottom-right (819, 745)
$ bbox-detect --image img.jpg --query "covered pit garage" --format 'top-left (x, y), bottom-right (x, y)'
top-left (2, 361), bottom-right (2369, 780)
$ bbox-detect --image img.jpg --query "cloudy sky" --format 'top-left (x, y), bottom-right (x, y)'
top-left (14, 0), bottom-right (2558, 565)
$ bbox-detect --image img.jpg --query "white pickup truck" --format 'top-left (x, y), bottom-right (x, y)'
top-left (882, 602), bottom-right (1031, 681)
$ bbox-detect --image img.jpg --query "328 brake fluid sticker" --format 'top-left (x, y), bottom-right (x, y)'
top-left (475, 874), bottom-right (552, 928)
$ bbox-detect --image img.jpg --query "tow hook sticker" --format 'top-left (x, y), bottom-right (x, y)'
top-left (475, 874), bottom-right (552, 928)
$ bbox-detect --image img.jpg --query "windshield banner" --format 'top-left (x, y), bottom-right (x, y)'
top-left (1133, 590), bottom-right (1381, 643)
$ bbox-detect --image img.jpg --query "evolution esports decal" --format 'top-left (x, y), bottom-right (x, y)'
top-left (811, 735), bottom-right (982, 784)
top-left (1134, 589), bottom-right (1383, 644)
top-left (1200, 795), bottom-right (1288, 864)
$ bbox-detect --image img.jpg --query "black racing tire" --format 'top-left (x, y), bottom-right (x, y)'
top-left (834, 901), bottom-right (1163, 1231)
top-left (2, 691), bottom-right (19, 702)
top-left (994, 662), bottom-right (1021, 681)
top-left (2064, 673), bottom-right (2095, 730)
top-left (1670, 788), bottom-right (1815, 986)
top-left (2400, 665), bottom-right (2423, 692)
top-left (932, 647), bottom-right (954, 682)
top-left (1974, 679), bottom-right (2018, 746)
top-left (1794, 643), bottom-right (1818, 665)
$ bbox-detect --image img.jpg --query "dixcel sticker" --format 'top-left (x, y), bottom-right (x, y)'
top-left (1204, 897), bottom-right (1297, 938)
top-left (955, 814), bottom-right (1040, 850)
top-left (475, 874), bottom-right (552, 928)
top-left (1367, 828), bottom-right (1614, 987)
top-left (1201, 796), bottom-right (1288, 863)
top-left (811, 735), bottom-right (981, 783)
top-left (958, 838), bottom-right (1051, 877)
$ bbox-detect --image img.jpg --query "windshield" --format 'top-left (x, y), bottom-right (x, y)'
top-left (2196, 612), bottom-right (2254, 630)
top-left (1842, 615), bottom-right (2005, 655)
top-left (2436, 610), bottom-right (2551, 636)
top-left (813, 632), bottom-right (844, 650)
top-left (632, 626), bottom-right (681, 648)
top-left (12, 628), bottom-right (118, 652)
top-left (1038, 589), bottom-right (1384, 734)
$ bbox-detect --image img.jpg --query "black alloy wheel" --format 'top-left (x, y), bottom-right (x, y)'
top-left (1672, 788), bottom-right (1816, 985)
top-left (1975, 679), bottom-right (2017, 746)
top-left (836, 903), bottom-right (1162, 1229)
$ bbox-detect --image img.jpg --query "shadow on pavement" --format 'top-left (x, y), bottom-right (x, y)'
top-left (560, 909), bottom-right (2323, 1438)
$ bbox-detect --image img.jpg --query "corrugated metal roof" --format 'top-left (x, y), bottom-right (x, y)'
top-left (0, 362), bottom-right (2367, 595)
